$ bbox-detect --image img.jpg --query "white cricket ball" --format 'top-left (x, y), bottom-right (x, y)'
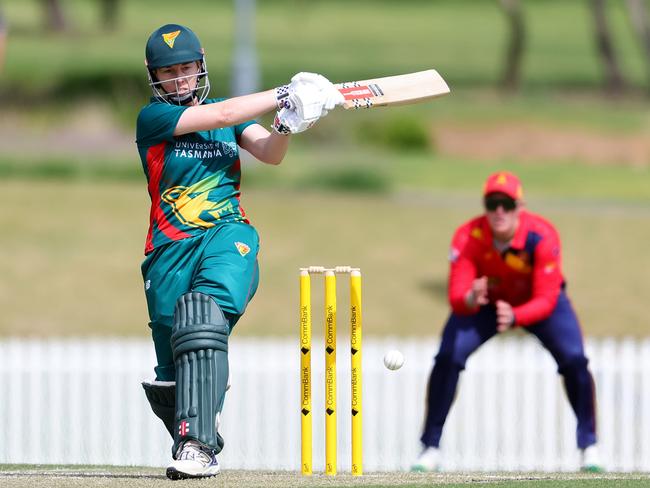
top-left (383, 349), bottom-right (405, 371)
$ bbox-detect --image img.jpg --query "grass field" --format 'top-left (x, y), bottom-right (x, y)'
top-left (1, 466), bottom-right (650, 488)
top-left (0, 173), bottom-right (648, 338)
top-left (0, 0), bottom-right (649, 339)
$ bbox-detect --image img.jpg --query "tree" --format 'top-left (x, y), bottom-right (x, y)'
top-left (625, 0), bottom-right (650, 91)
top-left (590, 0), bottom-right (626, 93)
top-left (100, 0), bottom-right (120, 31)
top-left (499, 0), bottom-right (526, 92)
top-left (0, 7), bottom-right (6, 75)
top-left (41, 0), bottom-right (68, 32)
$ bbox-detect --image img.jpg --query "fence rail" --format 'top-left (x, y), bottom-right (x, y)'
top-left (0, 336), bottom-right (649, 472)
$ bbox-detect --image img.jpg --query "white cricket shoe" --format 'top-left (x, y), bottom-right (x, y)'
top-left (410, 446), bottom-right (441, 472)
top-left (166, 440), bottom-right (220, 480)
top-left (580, 444), bottom-right (604, 472)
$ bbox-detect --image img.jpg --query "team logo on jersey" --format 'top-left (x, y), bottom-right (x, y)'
top-left (504, 251), bottom-right (532, 273)
top-left (222, 141), bottom-right (237, 158)
top-left (162, 30), bottom-right (181, 48)
top-left (544, 262), bottom-right (556, 274)
top-left (235, 241), bottom-right (250, 257)
top-left (470, 227), bottom-right (483, 240)
top-left (161, 174), bottom-right (238, 228)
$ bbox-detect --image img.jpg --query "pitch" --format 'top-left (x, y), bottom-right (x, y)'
top-left (1, 466), bottom-right (649, 488)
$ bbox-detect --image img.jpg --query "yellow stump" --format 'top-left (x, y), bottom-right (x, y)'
top-left (300, 270), bottom-right (312, 475)
top-left (350, 270), bottom-right (363, 475)
top-left (324, 270), bottom-right (337, 475)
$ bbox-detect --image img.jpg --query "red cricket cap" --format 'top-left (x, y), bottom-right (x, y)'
top-left (483, 171), bottom-right (524, 200)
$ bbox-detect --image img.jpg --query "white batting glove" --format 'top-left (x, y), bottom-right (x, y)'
top-left (274, 84), bottom-right (290, 110)
top-left (274, 107), bottom-right (316, 134)
top-left (289, 79), bottom-right (324, 121)
top-left (271, 111), bottom-right (292, 136)
top-left (276, 72), bottom-right (344, 118)
top-left (290, 72), bottom-right (344, 113)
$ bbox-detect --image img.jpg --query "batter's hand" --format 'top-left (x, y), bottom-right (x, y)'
top-left (496, 300), bottom-right (515, 332)
top-left (464, 276), bottom-right (488, 308)
top-left (276, 72), bottom-right (344, 121)
top-left (273, 107), bottom-right (316, 134)
top-left (290, 72), bottom-right (344, 113)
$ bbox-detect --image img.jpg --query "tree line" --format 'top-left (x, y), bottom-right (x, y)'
top-left (501, 0), bottom-right (650, 94)
top-left (34, 0), bottom-right (650, 94)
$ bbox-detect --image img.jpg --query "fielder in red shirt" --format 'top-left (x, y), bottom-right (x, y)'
top-left (412, 171), bottom-right (602, 472)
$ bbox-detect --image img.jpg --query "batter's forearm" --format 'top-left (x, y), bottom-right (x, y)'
top-left (175, 90), bottom-right (278, 135)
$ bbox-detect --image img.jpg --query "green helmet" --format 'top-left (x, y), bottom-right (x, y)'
top-left (145, 24), bottom-right (210, 105)
top-left (146, 24), bottom-right (203, 69)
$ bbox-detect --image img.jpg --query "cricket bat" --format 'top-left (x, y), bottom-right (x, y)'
top-left (336, 69), bottom-right (450, 110)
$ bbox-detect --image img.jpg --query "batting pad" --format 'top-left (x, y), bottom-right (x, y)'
top-left (171, 292), bottom-right (229, 456)
top-left (142, 380), bottom-right (176, 438)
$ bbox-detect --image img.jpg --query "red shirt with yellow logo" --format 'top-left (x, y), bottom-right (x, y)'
top-left (448, 210), bottom-right (564, 326)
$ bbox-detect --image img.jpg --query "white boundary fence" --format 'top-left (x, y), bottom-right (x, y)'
top-left (0, 336), bottom-right (649, 472)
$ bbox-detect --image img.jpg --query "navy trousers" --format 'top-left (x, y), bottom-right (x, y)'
top-left (420, 291), bottom-right (597, 449)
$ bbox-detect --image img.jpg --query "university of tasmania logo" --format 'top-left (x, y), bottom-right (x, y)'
top-left (162, 30), bottom-right (181, 48)
top-left (235, 241), bottom-right (250, 257)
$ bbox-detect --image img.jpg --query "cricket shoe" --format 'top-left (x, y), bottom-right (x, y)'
top-left (580, 444), bottom-right (604, 473)
top-left (410, 446), bottom-right (441, 472)
top-left (166, 440), bottom-right (220, 480)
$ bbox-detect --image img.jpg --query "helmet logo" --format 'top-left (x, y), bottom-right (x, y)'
top-left (162, 30), bottom-right (181, 48)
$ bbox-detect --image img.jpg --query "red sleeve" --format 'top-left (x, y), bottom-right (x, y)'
top-left (513, 226), bottom-right (563, 326)
top-left (448, 223), bottom-right (480, 315)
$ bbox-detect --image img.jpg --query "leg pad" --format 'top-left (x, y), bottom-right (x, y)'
top-left (172, 292), bottom-right (229, 456)
top-left (142, 380), bottom-right (176, 438)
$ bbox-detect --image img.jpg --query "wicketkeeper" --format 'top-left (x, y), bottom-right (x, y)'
top-left (136, 23), bottom-right (343, 479)
top-left (412, 171), bottom-right (602, 473)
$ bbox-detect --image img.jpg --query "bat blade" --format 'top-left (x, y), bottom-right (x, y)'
top-left (336, 69), bottom-right (450, 110)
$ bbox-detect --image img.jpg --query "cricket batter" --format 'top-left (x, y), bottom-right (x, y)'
top-left (136, 24), bottom-right (343, 479)
top-left (412, 171), bottom-right (602, 472)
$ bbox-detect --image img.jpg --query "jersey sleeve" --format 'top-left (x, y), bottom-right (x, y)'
top-left (512, 227), bottom-right (564, 326)
top-left (235, 120), bottom-right (256, 137)
top-left (235, 120), bottom-right (257, 142)
top-left (136, 102), bottom-right (189, 146)
top-left (448, 223), bottom-right (480, 315)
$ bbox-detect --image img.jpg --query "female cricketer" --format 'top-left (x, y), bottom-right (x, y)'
top-left (412, 171), bottom-right (602, 473)
top-left (136, 23), bottom-right (342, 479)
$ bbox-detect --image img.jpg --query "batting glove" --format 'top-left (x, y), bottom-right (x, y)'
top-left (271, 111), bottom-right (292, 135)
top-left (274, 107), bottom-right (316, 134)
top-left (291, 72), bottom-right (344, 112)
top-left (275, 84), bottom-right (291, 110)
top-left (278, 72), bottom-right (344, 120)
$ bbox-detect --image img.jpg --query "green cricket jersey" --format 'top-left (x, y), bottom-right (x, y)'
top-left (136, 98), bottom-right (256, 254)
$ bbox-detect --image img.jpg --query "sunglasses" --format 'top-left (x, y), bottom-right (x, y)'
top-left (484, 196), bottom-right (517, 212)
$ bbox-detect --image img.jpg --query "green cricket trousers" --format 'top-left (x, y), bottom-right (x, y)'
top-left (141, 220), bottom-right (260, 381)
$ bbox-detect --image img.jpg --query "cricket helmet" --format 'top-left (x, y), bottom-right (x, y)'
top-left (145, 24), bottom-right (210, 105)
